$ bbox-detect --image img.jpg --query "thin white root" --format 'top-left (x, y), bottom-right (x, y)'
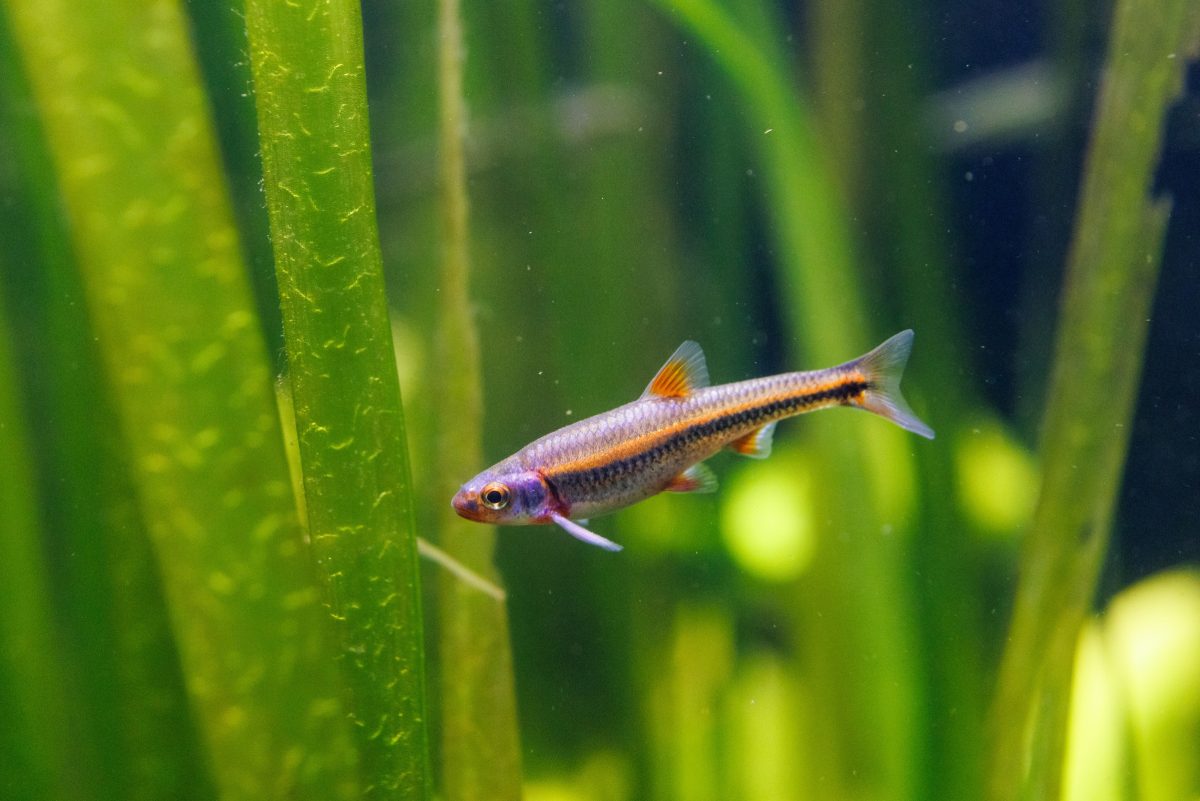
top-left (416, 537), bottom-right (507, 602)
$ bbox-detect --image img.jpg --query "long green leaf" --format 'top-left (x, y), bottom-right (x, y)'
top-left (431, 0), bottom-right (523, 797)
top-left (653, 3), bottom-right (925, 800)
top-left (810, 1), bottom-right (989, 797)
top-left (242, 0), bottom-right (431, 796)
top-left (988, 1), bottom-right (1200, 799)
top-left (0, 272), bottom-right (76, 801)
top-left (655, 0), bottom-right (865, 360)
top-left (2, 0), bottom-right (359, 797)
top-left (0, 12), bottom-right (214, 798)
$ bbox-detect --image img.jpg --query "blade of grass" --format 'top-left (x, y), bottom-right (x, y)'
top-left (655, 0), bottom-right (865, 361)
top-left (431, 0), bottom-right (523, 797)
top-left (809, 0), bottom-right (867, 207)
top-left (0, 272), bottom-right (76, 801)
top-left (0, 12), bottom-right (215, 798)
top-left (242, 0), bottom-right (431, 796)
top-left (3, 0), bottom-right (360, 797)
top-left (811, 2), bottom-right (990, 796)
top-left (183, 0), bottom-right (284, 365)
top-left (987, 1), bottom-right (1200, 799)
top-left (652, 3), bottom-right (923, 800)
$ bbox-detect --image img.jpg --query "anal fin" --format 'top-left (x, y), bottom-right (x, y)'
top-left (728, 421), bottom-right (777, 459)
top-left (665, 462), bottom-right (718, 493)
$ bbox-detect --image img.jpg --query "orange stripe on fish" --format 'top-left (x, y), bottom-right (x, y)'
top-left (452, 330), bottom-right (933, 551)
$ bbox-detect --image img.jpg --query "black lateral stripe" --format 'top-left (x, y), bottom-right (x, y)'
top-left (558, 379), bottom-right (868, 491)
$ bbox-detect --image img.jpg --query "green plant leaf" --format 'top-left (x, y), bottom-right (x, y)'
top-left (430, 0), bottom-right (523, 798)
top-left (2, 0), bottom-right (360, 797)
top-left (651, 3), bottom-right (925, 799)
top-left (243, 0), bottom-right (431, 796)
top-left (988, 1), bottom-right (1200, 799)
top-left (0, 266), bottom-right (76, 801)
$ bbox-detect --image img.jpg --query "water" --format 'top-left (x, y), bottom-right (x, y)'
top-left (0, 1), bottom-right (1197, 800)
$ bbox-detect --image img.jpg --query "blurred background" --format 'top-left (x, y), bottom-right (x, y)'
top-left (371, 1), bottom-right (1200, 797)
top-left (2, 0), bottom-right (1198, 799)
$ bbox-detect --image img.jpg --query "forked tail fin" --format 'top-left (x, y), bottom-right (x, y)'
top-left (851, 330), bottom-right (935, 440)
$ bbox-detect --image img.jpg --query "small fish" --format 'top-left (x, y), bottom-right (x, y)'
top-left (452, 330), bottom-right (934, 551)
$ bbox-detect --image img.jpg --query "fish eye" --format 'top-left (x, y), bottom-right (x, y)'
top-left (480, 482), bottom-right (511, 510)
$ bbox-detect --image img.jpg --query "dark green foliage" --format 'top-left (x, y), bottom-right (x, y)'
top-left (989, 2), bottom-right (1200, 799)
top-left (1, 0), bottom-right (1197, 799)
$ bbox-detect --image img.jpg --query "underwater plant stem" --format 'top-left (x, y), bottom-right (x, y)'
top-left (3, 0), bottom-right (360, 797)
top-left (655, 0), bottom-right (865, 363)
top-left (432, 0), bottom-right (524, 796)
top-left (0, 273), bottom-right (76, 801)
top-left (242, 0), bottom-right (431, 796)
top-left (809, 0), bottom-right (867, 207)
top-left (656, 4), bottom-right (923, 801)
top-left (0, 13), bottom-right (214, 795)
top-left (843, 3), bottom-right (988, 797)
top-left (988, 2), bottom-right (1200, 799)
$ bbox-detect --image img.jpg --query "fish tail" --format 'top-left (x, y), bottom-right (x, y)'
top-left (850, 330), bottom-right (935, 439)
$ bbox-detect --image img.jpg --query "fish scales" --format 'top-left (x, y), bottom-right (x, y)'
top-left (525, 366), bottom-right (864, 518)
top-left (452, 330), bottom-right (933, 551)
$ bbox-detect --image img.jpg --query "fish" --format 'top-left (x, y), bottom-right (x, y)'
top-left (452, 330), bottom-right (934, 551)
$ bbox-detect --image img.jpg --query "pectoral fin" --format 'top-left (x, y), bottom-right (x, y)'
top-left (665, 462), bottom-right (718, 493)
top-left (728, 421), bottom-right (777, 459)
top-left (551, 513), bottom-right (623, 552)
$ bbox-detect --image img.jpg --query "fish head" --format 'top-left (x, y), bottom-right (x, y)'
top-left (452, 467), bottom-right (555, 525)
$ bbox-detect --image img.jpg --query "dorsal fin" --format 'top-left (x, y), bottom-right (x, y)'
top-left (640, 341), bottom-right (710, 400)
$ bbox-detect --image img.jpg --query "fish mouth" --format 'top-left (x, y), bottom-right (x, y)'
top-left (451, 488), bottom-right (481, 521)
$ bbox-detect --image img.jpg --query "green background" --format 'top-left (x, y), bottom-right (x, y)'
top-left (1, 0), bottom-right (1198, 799)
